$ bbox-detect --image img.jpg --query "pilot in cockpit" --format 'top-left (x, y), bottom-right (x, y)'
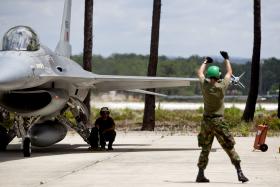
top-left (2, 26), bottom-right (40, 51)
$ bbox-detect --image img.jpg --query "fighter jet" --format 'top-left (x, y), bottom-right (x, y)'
top-left (0, 0), bottom-right (199, 157)
top-left (0, 0), bottom-right (244, 157)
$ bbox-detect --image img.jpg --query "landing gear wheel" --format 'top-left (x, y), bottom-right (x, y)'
top-left (260, 144), bottom-right (268, 152)
top-left (23, 138), bottom-right (31, 157)
top-left (0, 131), bottom-right (9, 151)
top-left (0, 144), bottom-right (7, 151)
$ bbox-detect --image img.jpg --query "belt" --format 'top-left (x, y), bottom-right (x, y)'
top-left (203, 114), bottom-right (223, 118)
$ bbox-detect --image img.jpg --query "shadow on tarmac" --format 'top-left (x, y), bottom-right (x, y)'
top-left (0, 143), bottom-right (219, 163)
top-left (164, 180), bottom-right (240, 185)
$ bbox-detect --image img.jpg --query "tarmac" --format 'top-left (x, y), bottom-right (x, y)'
top-left (0, 131), bottom-right (279, 187)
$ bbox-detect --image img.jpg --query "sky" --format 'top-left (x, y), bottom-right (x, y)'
top-left (0, 0), bottom-right (279, 58)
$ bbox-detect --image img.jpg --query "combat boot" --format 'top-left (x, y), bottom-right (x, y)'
top-left (100, 142), bottom-right (106, 150)
top-left (234, 163), bottom-right (249, 183)
top-left (88, 146), bottom-right (101, 151)
top-left (196, 168), bottom-right (209, 183)
top-left (108, 142), bottom-right (114, 150)
top-left (100, 145), bottom-right (106, 151)
top-left (237, 170), bottom-right (249, 183)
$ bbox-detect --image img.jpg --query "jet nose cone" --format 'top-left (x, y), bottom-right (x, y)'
top-left (0, 55), bottom-right (33, 90)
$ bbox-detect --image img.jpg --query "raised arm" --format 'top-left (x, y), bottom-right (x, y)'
top-left (224, 59), bottom-right (232, 79)
top-left (220, 51), bottom-right (232, 79)
top-left (197, 60), bottom-right (206, 80)
top-left (197, 57), bottom-right (213, 80)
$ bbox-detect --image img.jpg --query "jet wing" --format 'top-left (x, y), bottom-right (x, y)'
top-left (91, 75), bottom-right (198, 92)
top-left (40, 74), bottom-right (199, 92)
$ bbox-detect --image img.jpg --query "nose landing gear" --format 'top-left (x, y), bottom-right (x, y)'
top-left (14, 116), bottom-right (41, 157)
top-left (22, 137), bottom-right (31, 157)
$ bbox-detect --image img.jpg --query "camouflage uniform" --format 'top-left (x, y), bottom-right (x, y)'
top-left (197, 77), bottom-right (241, 169)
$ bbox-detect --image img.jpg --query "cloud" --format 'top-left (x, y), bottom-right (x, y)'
top-left (0, 0), bottom-right (279, 58)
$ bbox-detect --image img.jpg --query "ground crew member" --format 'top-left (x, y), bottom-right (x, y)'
top-left (0, 125), bottom-right (9, 151)
top-left (88, 107), bottom-right (116, 150)
top-left (196, 51), bottom-right (249, 183)
top-left (0, 108), bottom-right (11, 151)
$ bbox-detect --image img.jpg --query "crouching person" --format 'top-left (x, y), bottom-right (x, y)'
top-left (88, 107), bottom-right (116, 151)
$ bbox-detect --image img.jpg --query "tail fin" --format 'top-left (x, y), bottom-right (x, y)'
top-left (55, 0), bottom-right (72, 58)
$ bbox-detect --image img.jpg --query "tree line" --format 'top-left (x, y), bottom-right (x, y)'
top-left (72, 53), bottom-right (280, 96)
top-left (81, 0), bottom-right (277, 124)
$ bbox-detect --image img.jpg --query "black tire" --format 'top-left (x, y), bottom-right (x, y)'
top-left (0, 131), bottom-right (9, 151)
top-left (260, 144), bottom-right (268, 152)
top-left (0, 144), bottom-right (7, 151)
top-left (23, 138), bottom-right (31, 157)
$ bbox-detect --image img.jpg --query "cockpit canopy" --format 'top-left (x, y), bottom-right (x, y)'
top-left (2, 26), bottom-right (40, 51)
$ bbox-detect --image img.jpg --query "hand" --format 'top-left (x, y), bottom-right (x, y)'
top-left (220, 51), bottom-right (229, 60)
top-left (204, 57), bottom-right (213, 64)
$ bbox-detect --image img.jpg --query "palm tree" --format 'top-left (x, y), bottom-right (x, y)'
top-left (83, 0), bottom-right (93, 114)
top-left (142, 0), bottom-right (162, 130)
top-left (277, 84), bottom-right (280, 118)
top-left (242, 0), bottom-right (261, 122)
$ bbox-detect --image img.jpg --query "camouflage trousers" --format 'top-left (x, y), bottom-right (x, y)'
top-left (197, 116), bottom-right (241, 169)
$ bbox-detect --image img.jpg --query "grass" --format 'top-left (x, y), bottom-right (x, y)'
top-left (1, 106), bottom-right (279, 136)
top-left (98, 106), bottom-right (280, 136)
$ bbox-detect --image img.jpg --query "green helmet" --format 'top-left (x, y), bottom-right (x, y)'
top-left (206, 66), bottom-right (221, 79)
